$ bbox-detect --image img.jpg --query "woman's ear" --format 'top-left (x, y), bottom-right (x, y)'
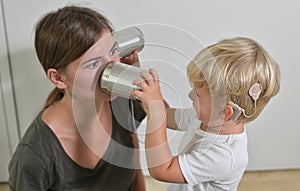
top-left (224, 104), bottom-right (234, 122)
top-left (47, 68), bottom-right (66, 89)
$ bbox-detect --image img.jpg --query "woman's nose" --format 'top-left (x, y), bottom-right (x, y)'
top-left (111, 54), bottom-right (120, 62)
top-left (104, 53), bottom-right (120, 64)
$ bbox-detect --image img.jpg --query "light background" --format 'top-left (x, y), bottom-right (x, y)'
top-left (0, 0), bottom-right (299, 180)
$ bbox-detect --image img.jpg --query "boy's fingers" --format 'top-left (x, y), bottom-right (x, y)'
top-left (132, 79), bottom-right (144, 86)
top-left (149, 68), bottom-right (159, 81)
top-left (132, 79), bottom-right (148, 93)
top-left (132, 89), bottom-right (141, 99)
top-left (138, 81), bottom-right (148, 89)
top-left (140, 71), bottom-right (154, 84)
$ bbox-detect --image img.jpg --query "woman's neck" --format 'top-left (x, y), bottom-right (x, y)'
top-left (61, 95), bottom-right (108, 116)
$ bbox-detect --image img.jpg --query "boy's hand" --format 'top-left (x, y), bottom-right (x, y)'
top-left (132, 69), bottom-right (163, 113)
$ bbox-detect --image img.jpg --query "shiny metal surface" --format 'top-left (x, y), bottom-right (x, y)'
top-left (113, 26), bottom-right (144, 58)
top-left (100, 62), bottom-right (145, 99)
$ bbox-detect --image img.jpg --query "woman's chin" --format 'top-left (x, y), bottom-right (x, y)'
top-left (109, 94), bottom-right (117, 101)
top-left (96, 90), bottom-right (117, 101)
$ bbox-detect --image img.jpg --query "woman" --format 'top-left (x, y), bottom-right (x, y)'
top-left (9, 5), bottom-right (146, 191)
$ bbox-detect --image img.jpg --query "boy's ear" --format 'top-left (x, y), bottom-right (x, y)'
top-left (224, 104), bottom-right (234, 122)
top-left (47, 68), bottom-right (66, 89)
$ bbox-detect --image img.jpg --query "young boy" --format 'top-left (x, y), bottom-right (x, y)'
top-left (132, 37), bottom-right (280, 191)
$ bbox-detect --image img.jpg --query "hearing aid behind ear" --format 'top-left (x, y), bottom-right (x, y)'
top-left (228, 101), bottom-right (244, 121)
top-left (228, 83), bottom-right (262, 121)
top-left (249, 83), bottom-right (262, 101)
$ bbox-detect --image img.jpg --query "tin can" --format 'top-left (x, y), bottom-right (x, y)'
top-left (100, 61), bottom-right (145, 99)
top-left (113, 26), bottom-right (145, 58)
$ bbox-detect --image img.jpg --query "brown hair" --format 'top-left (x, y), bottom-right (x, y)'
top-left (34, 5), bottom-right (113, 109)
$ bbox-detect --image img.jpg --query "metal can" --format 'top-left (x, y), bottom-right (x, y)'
top-left (113, 26), bottom-right (145, 58)
top-left (100, 61), bottom-right (145, 99)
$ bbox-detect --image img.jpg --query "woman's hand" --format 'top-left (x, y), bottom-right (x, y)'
top-left (120, 50), bottom-right (140, 67)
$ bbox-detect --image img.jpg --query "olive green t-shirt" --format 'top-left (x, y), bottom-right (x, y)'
top-left (9, 98), bottom-right (146, 191)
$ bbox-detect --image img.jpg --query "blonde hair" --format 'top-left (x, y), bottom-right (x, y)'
top-left (187, 37), bottom-right (280, 122)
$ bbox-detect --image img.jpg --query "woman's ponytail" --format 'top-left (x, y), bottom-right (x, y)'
top-left (44, 87), bottom-right (64, 109)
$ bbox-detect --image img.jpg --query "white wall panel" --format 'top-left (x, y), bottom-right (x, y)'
top-left (0, 0), bottom-right (19, 181)
top-left (0, 92), bottom-right (10, 181)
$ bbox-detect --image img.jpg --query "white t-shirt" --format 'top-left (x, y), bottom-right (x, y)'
top-left (168, 108), bottom-right (248, 191)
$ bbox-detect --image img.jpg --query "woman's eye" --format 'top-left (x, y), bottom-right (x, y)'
top-left (109, 47), bottom-right (119, 57)
top-left (87, 60), bottom-right (98, 69)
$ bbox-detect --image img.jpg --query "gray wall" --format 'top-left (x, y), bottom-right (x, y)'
top-left (0, 0), bottom-right (19, 181)
top-left (1, 0), bottom-right (300, 181)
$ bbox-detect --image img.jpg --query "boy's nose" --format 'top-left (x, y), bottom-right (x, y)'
top-left (188, 89), bottom-right (196, 100)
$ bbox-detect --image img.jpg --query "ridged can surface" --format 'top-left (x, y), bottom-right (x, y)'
top-left (100, 61), bottom-right (145, 99)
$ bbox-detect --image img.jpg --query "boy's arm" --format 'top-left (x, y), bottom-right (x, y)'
top-left (166, 108), bottom-right (179, 130)
top-left (145, 102), bottom-right (186, 183)
top-left (132, 69), bottom-right (186, 183)
top-left (162, 97), bottom-right (179, 131)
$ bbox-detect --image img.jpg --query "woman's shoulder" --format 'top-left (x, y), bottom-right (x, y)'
top-left (16, 111), bottom-right (59, 160)
top-left (9, 112), bottom-right (55, 190)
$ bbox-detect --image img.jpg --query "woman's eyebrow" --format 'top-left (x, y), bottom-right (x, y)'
top-left (81, 56), bottom-right (104, 65)
top-left (80, 41), bottom-right (117, 65)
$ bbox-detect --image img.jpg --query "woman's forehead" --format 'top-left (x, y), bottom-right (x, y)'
top-left (81, 31), bottom-right (115, 62)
